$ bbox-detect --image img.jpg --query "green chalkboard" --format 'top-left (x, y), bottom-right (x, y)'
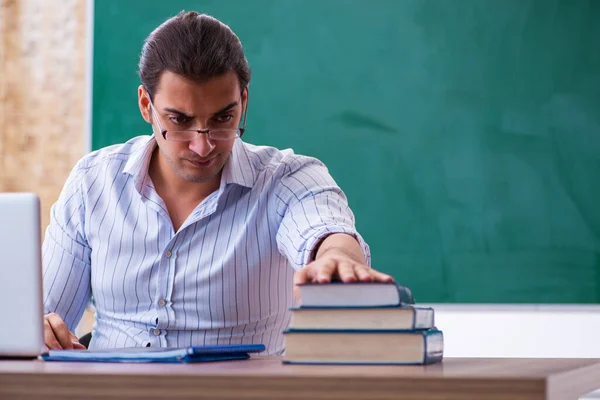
top-left (93, 0), bottom-right (600, 303)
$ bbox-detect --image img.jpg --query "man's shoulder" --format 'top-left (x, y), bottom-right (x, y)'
top-left (241, 141), bottom-right (326, 177)
top-left (74, 136), bottom-right (152, 174)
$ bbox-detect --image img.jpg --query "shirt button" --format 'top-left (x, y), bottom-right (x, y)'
top-left (165, 250), bottom-right (172, 258)
top-left (153, 328), bottom-right (161, 336)
top-left (158, 299), bottom-right (167, 307)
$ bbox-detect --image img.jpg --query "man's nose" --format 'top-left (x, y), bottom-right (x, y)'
top-left (188, 131), bottom-right (215, 157)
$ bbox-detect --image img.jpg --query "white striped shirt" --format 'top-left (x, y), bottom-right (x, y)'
top-left (42, 135), bottom-right (370, 354)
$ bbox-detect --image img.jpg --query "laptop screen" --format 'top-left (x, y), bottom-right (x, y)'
top-left (0, 193), bottom-right (44, 357)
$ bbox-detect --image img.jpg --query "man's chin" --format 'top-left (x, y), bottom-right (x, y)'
top-left (177, 165), bottom-right (220, 184)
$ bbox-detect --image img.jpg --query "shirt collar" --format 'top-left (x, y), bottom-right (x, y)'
top-left (122, 136), bottom-right (256, 193)
top-left (220, 139), bottom-right (257, 189)
top-left (122, 136), bottom-right (156, 194)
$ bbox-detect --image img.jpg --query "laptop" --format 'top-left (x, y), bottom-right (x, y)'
top-left (0, 192), bottom-right (44, 358)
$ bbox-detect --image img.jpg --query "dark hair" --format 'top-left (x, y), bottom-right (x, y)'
top-left (138, 11), bottom-right (251, 99)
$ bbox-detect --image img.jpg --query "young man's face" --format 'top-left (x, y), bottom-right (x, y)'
top-left (139, 70), bottom-right (246, 184)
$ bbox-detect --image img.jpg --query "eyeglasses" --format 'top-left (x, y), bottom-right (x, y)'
top-left (147, 91), bottom-right (247, 142)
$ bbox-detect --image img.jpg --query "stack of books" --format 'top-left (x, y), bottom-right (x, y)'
top-left (283, 282), bottom-right (443, 365)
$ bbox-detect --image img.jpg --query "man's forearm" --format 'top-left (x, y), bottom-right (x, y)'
top-left (314, 233), bottom-right (367, 264)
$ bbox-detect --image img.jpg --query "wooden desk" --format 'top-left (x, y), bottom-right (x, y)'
top-left (0, 357), bottom-right (599, 400)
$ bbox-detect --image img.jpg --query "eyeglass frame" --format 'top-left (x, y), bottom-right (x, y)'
top-left (146, 87), bottom-right (248, 142)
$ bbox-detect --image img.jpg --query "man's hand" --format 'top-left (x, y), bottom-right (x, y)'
top-left (43, 313), bottom-right (86, 351)
top-left (293, 234), bottom-right (394, 300)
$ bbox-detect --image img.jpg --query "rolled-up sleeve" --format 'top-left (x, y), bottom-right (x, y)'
top-left (274, 157), bottom-right (371, 269)
top-left (42, 163), bottom-right (92, 331)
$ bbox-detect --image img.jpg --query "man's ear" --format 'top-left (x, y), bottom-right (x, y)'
top-left (241, 85), bottom-right (249, 114)
top-left (138, 85), bottom-right (151, 123)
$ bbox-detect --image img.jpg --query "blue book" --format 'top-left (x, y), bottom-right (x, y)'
top-left (283, 329), bottom-right (443, 365)
top-left (41, 344), bottom-right (265, 363)
top-left (298, 282), bottom-right (415, 308)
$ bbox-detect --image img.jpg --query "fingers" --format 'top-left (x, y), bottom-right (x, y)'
top-left (293, 259), bottom-right (336, 301)
top-left (294, 254), bottom-right (395, 303)
top-left (70, 332), bottom-right (87, 349)
top-left (371, 269), bottom-right (395, 282)
top-left (315, 258), bottom-right (338, 283)
top-left (356, 267), bottom-right (373, 282)
top-left (336, 261), bottom-right (359, 283)
top-left (339, 264), bottom-right (392, 283)
top-left (44, 313), bottom-right (75, 350)
top-left (43, 317), bottom-right (63, 350)
top-left (72, 342), bottom-right (87, 350)
top-left (293, 268), bottom-right (308, 301)
top-left (293, 266), bottom-right (311, 287)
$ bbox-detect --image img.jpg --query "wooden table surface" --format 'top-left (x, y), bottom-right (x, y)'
top-left (0, 356), bottom-right (599, 400)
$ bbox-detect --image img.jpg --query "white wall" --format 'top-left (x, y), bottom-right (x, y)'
top-left (428, 304), bottom-right (600, 358)
top-left (428, 305), bottom-right (600, 399)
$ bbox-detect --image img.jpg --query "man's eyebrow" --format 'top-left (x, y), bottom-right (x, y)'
top-left (163, 107), bottom-right (194, 119)
top-left (212, 101), bottom-right (238, 116)
top-left (162, 101), bottom-right (238, 118)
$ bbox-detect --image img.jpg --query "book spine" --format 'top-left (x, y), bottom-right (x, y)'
top-left (396, 284), bottom-right (415, 305)
top-left (423, 330), bottom-right (444, 364)
top-left (414, 308), bottom-right (435, 329)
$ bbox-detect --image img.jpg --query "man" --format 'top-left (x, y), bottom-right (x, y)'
top-left (43, 11), bottom-right (392, 355)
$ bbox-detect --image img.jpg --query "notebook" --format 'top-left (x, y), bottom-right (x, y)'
top-left (42, 344), bottom-right (266, 363)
